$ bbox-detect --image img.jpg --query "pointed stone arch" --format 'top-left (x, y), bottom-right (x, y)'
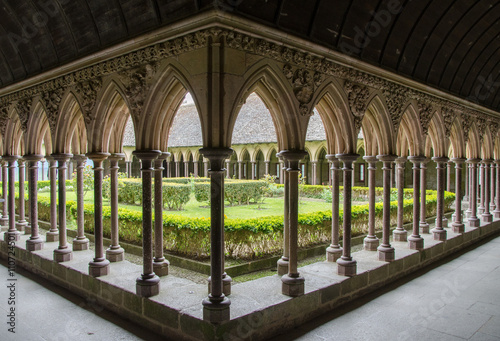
top-left (53, 91), bottom-right (88, 154)
top-left (398, 102), bottom-right (425, 156)
top-left (361, 94), bottom-right (394, 155)
top-left (449, 118), bottom-right (466, 159)
top-left (4, 108), bottom-right (23, 156)
top-left (466, 123), bottom-right (481, 159)
top-left (427, 111), bottom-right (447, 157)
top-left (480, 126), bottom-right (494, 159)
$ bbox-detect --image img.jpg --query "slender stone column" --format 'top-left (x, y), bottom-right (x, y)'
top-left (0, 161), bottom-right (7, 229)
top-left (25, 155), bottom-right (44, 251)
top-left (87, 152), bottom-right (111, 276)
top-left (494, 160), bottom-right (500, 218)
top-left (238, 161), bottom-right (243, 179)
top-left (280, 161), bottom-right (285, 184)
top-left (3, 156), bottom-right (21, 241)
top-left (204, 160), bottom-right (209, 177)
top-left (277, 155), bottom-right (290, 275)
top-left (264, 161), bottom-right (270, 175)
top-left (225, 160), bottom-right (230, 178)
top-left (250, 161), bottom-right (256, 180)
top-left (363, 156), bottom-right (379, 251)
top-left (200, 148), bottom-right (232, 323)
top-left (183, 160), bottom-right (189, 177)
top-left (451, 158), bottom-right (466, 233)
top-left (490, 161), bottom-right (496, 212)
top-left (377, 155), bottom-right (396, 261)
top-left (336, 153), bottom-right (359, 276)
top-left (52, 154), bottom-right (73, 262)
top-left (419, 158), bottom-right (430, 233)
top-left (325, 155), bottom-right (342, 261)
top-left (482, 160), bottom-right (493, 222)
top-left (106, 153), bottom-right (125, 261)
top-left (153, 152), bottom-right (170, 276)
top-left (126, 160), bottom-right (132, 178)
top-left (281, 150), bottom-right (307, 296)
top-left (446, 161), bottom-right (452, 192)
top-left (72, 155), bottom-right (89, 250)
top-left (41, 160), bottom-right (46, 181)
top-left (16, 159), bottom-right (28, 232)
top-left (465, 164), bottom-right (472, 218)
top-left (408, 156), bottom-right (425, 250)
top-left (175, 161), bottom-right (180, 177)
top-left (393, 157), bottom-right (407, 241)
top-left (478, 162), bottom-right (485, 214)
top-left (310, 161), bottom-right (318, 185)
top-left (431, 157), bottom-right (448, 241)
top-left (132, 150), bottom-right (161, 296)
top-left (467, 158), bottom-right (481, 227)
top-left (45, 157), bottom-right (59, 242)
top-left (464, 165), bottom-right (469, 202)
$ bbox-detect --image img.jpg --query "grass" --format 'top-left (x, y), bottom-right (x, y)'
top-left (37, 192), bottom-right (337, 219)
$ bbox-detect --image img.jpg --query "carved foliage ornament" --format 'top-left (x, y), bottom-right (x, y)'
top-left (121, 63), bottom-right (156, 118)
top-left (418, 101), bottom-right (434, 135)
top-left (441, 107), bottom-right (456, 138)
top-left (16, 98), bottom-right (32, 133)
top-left (476, 116), bottom-right (486, 144)
top-left (75, 78), bottom-right (102, 125)
top-left (43, 88), bottom-right (64, 135)
top-left (0, 105), bottom-right (9, 137)
top-left (283, 64), bottom-right (323, 116)
top-left (344, 80), bottom-right (370, 131)
top-left (461, 112), bottom-right (473, 142)
top-left (383, 85), bottom-right (407, 132)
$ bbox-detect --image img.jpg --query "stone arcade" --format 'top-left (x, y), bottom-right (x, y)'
top-left (0, 2), bottom-right (500, 340)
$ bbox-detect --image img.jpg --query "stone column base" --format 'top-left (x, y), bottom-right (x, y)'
top-left (15, 221), bottom-right (27, 232)
top-left (281, 275), bottom-right (305, 297)
top-left (482, 213), bottom-right (493, 223)
top-left (494, 211), bottom-right (500, 219)
top-left (208, 276), bottom-right (232, 297)
top-left (202, 296), bottom-right (230, 323)
top-left (408, 235), bottom-right (424, 250)
top-left (363, 236), bottom-right (379, 251)
top-left (54, 248), bottom-right (73, 262)
top-left (73, 238), bottom-right (89, 251)
top-left (490, 204), bottom-right (496, 212)
top-left (277, 257), bottom-right (289, 276)
top-left (106, 247), bottom-right (125, 262)
top-left (452, 222), bottom-right (465, 234)
top-left (377, 246), bottom-right (395, 262)
top-left (465, 209), bottom-right (471, 219)
top-left (0, 217), bottom-right (8, 227)
top-left (45, 231), bottom-right (59, 242)
top-left (393, 229), bottom-right (407, 242)
top-left (24, 225), bottom-right (31, 235)
top-left (26, 238), bottom-right (44, 251)
top-left (89, 259), bottom-right (110, 277)
top-left (4, 231), bottom-right (21, 242)
top-left (420, 222), bottom-right (430, 234)
top-left (337, 258), bottom-right (357, 277)
top-left (153, 260), bottom-right (170, 277)
top-left (136, 275), bottom-right (160, 297)
top-left (442, 217), bottom-right (448, 228)
top-left (326, 246), bottom-right (342, 262)
top-left (432, 228), bottom-right (447, 241)
top-left (478, 207), bottom-right (485, 215)
top-left (469, 218), bottom-right (480, 227)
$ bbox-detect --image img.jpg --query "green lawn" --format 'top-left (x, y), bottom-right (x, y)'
top-left (38, 192), bottom-right (335, 219)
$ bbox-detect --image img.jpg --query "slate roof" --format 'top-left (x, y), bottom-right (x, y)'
top-left (123, 93), bottom-right (327, 147)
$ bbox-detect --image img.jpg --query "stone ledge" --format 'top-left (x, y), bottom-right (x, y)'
top-left (0, 215), bottom-right (498, 341)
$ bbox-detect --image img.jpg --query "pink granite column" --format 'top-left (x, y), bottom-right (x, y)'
top-left (45, 157), bottom-right (59, 242)
top-left (106, 153), bottom-right (125, 262)
top-left (464, 164), bottom-right (469, 202)
top-left (16, 159), bottom-right (28, 232)
top-left (72, 155), bottom-right (89, 251)
top-left (200, 148), bottom-right (232, 323)
top-left (281, 150), bottom-right (307, 296)
top-left (87, 152), bottom-right (111, 277)
top-left (478, 161), bottom-right (485, 214)
top-left (52, 153), bottom-right (73, 262)
top-left (431, 157), bottom-right (448, 241)
top-left (326, 155), bottom-right (342, 262)
top-left (482, 160), bottom-right (493, 223)
top-left (3, 156), bottom-right (21, 241)
top-left (451, 158), bottom-right (466, 233)
top-left (494, 160), bottom-right (500, 218)
top-left (377, 155), bottom-right (397, 261)
top-left (363, 156), bottom-right (379, 251)
top-left (250, 161), bottom-right (256, 180)
top-left (467, 158), bottom-right (481, 227)
top-left (153, 152), bottom-right (170, 276)
top-left (311, 161), bottom-right (318, 185)
top-left (0, 160), bottom-right (8, 228)
top-left (490, 160), bottom-right (496, 212)
top-left (25, 155), bottom-right (44, 251)
top-left (336, 153), bottom-right (359, 276)
top-left (419, 158), bottom-right (430, 233)
top-left (277, 154), bottom-right (290, 275)
top-left (393, 157), bottom-right (407, 241)
top-left (133, 150), bottom-right (161, 296)
top-left (193, 160), bottom-right (199, 177)
top-left (238, 161), bottom-right (243, 179)
top-left (408, 156), bottom-right (424, 250)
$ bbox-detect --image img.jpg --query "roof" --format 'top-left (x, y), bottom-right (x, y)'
top-left (1, 1), bottom-right (500, 111)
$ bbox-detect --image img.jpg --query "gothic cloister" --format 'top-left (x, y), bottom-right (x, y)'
top-left (1, 2), bottom-right (500, 340)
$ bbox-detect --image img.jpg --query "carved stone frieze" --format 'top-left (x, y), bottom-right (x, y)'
top-left (16, 98), bottom-right (32, 133)
top-left (461, 112), bottom-right (473, 142)
top-left (43, 88), bottom-right (64, 134)
top-left (418, 101), bottom-right (434, 135)
top-left (121, 63), bottom-right (157, 118)
top-left (282, 64), bottom-right (323, 116)
top-left (441, 107), bottom-right (456, 138)
top-left (75, 78), bottom-right (102, 125)
top-left (0, 105), bottom-right (9, 137)
top-left (344, 80), bottom-right (370, 131)
top-left (489, 120), bottom-right (499, 140)
top-left (476, 116), bottom-right (486, 144)
top-left (382, 85), bottom-right (407, 132)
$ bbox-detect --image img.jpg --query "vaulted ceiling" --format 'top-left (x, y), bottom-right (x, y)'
top-left (1, 0), bottom-right (500, 111)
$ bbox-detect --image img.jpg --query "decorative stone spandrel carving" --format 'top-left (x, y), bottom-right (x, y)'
top-left (75, 78), bottom-right (102, 125)
top-left (16, 98), bottom-right (32, 133)
top-left (461, 112), bottom-right (473, 143)
top-left (43, 89), bottom-right (64, 135)
top-left (418, 101), bottom-right (434, 135)
top-left (344, 80), bottom-right (370, 132)
top-left (283, 64), bottom-right (323, 116)
top-left (121, 63), bottom-right (157, 118)
top-left (442, 107), bottom-right (456, 138)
